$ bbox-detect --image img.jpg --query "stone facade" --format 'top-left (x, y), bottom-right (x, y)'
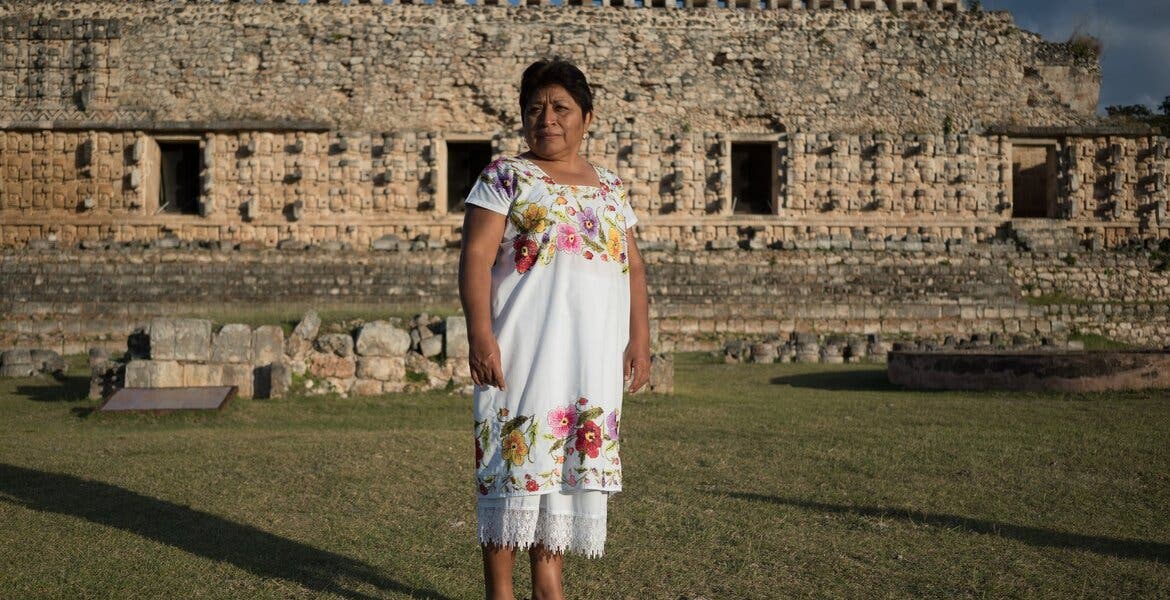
top-left (4, 1), bottom-right (1161, 250)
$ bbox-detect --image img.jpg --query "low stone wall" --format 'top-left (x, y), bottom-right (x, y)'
top-left (888, 350), bottom-right (1170, 391)
top-left (6, 244), bottom-right (1170, 357)
top-left (83, 310), bottom-right (674, 400)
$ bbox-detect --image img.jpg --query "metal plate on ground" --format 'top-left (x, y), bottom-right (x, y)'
top-left (99, 386), bottom-right (237, 412)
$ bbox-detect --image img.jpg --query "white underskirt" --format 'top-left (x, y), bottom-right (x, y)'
top-left (476, 490), bottom-right (609, 558)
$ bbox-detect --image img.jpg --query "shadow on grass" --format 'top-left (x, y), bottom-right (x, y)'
top-left (14, 373), bottom-right (91, 403)
top-left (770, 368), bottom-right (900, 392)
top-left (724, 491), bottom-right (1170, 564)
top-left (0, 464), bottom-right (453, 599)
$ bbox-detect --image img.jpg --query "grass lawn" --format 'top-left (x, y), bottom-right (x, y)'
top-left (1, 354), bottom-right (1168, 599)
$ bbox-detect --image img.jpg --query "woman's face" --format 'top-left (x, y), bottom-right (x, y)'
top-left (522, 84), bottom-right (593, 161)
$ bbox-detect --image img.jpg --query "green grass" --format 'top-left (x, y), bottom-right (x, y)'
top-left (1069, 333), bottom-right (1134, 350)
top-left (1, 355), bottom-right (1168, 598)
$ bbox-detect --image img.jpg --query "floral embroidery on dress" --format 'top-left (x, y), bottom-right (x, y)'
top-left (474, 157), bottom-right (633, 277)
top-left (474, 396), bottom-right (621, 496)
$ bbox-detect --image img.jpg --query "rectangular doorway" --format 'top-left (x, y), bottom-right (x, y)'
top-left (446, 141), bottom-right (493, 213)
top-left (1011, 143), bottom-right (1057, 218)
top-left (731, 142), bottom-right (775, 215)
top-left (158, 141), bottom-right (201, 215)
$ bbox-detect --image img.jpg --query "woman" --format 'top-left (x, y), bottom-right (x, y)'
top-left (458, 58), bottom-right (651, 600)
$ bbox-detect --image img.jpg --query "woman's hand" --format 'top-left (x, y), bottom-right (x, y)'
top-left (469, 333), bottom-right (506, 390)
top-left (623, 341), bottom-right (651, 394)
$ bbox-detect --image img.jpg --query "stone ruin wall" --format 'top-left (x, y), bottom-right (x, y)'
top-left (0, 1), bottom-right (1140, 249)
top-left (6, 245), bottom-right (1170, 356)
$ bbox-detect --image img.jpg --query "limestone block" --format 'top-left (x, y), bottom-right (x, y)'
top-left (288, 310), bottom-right (321, 357)
top-left (316, 333), bottom-right (354, 357)
top-left (0, 363), bottom-right (35, 377)
top-left (268, 362), bottom-right (292, 399)
top-left (356, 356), bottom-right (406, 381)
top-left (182, 363), bottom-right (224, 387)
top-left (252, 325), bottom-right (285, 365)
top-left (444, 316), bottom-right (469, 358)
top-left (308, 351), bottom-right (357, 379)
top-left (29, 349), bottom-right (65, 374)
top-left (355, 321), bottom-right (411, 356)
top-left (211, 323), bottom-right (252, 364)
top-left (420, 335), bottom-right (443, 358)
top-left (221, 363), bottom-right (254, 398)
top-left (1, 348), bottom-right (32, 367)
top-left (150, 318), bottom-right (212, 362)
top-left (351, 378), bottom-right (384, 396)
top-left (124, 359), bottom-right (183, 388)
top-left (646, 353), bottom-right (674, 394)
top-left (749, 343), bottom-right (777, 364)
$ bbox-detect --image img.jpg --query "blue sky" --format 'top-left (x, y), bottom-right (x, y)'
top-left (981, 0), bottom-right (1170, 113)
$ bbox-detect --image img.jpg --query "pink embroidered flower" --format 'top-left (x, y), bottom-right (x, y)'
top-left (525, 479), bottom-right (539, 492)
top-left (513, 236), bottom-right (538, 273)
top-left (547, 405), bottom-right (577, 438)
top-left (555, 222), bottom-right (582, 254)
top-left (606, 409), bottom-right (620, 441)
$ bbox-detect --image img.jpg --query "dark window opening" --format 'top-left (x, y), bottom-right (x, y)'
top-left (1012, 144), bottom-right (1056, 218)
top-left (447, 141), bottom-right (493, 212)
top-left (159, 141), bottom-right (201, 215)
top-left (731, 142), bottom-right (774, 215)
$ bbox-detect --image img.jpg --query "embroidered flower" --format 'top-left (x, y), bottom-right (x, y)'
top-left (475, 438), bottom-right (484, 466)
top-left (485, 160), bottom-right (518, 200)
top-left (577, 397), bottom-right (588, 406)
top-left (606, 226), bottom-right (623, 262)
top-left (607, 409), bottom-right (620, 441)
top-left (502, 430), bottom-right (529, 466)
top-left (547, 405), bottom-right (577, 439)
top-left (555, 222), bottom-right (582, 255)
top-left (555, 196), bottom-right (568, 205)
top-left (521, 204), bottom-right (548, 233)
top-left (583, 250), bottom-right (594, 260)
top-left (525, 479), bottom-right (540, 492)
top-left (577, 207), bottom-right (600, 239)
top-left (575, 420), bottom-right (603, 459)
top-left (513, 237), bottom-right (538, 273)
top-left (479, 483), bottom-right (489, 495)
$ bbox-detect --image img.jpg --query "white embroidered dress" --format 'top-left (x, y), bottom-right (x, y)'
top-left (465, 156), bottom-right (636, 558)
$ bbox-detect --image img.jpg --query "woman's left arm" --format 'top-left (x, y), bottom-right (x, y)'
top-left (624, 230), bottom-right (652, 393)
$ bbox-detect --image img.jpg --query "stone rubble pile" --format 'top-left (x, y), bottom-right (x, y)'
top-left (0, 348), bottom-right (66, 378)
top-left (85, 310), bottom-right (676, 399)
top-left (721, 331), bottom-right (1085, 363)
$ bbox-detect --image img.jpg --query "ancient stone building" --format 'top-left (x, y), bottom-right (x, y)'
top-left (1, 0), bottom-right (1163, 250)
top-left (4, 0), bottom-right (1170, 357)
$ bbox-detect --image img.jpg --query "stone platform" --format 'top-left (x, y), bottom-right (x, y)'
top-left (888, 350), bottom-right (1170, 392)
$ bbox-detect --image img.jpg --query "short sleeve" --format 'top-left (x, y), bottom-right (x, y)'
top-left (464, 159), bottom-right (517, 216)
top-left (612, 174), bottom-right (638, 229)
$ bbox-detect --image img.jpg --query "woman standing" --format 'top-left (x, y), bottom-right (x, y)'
top-left (458, 58), bottom-right (651, 600)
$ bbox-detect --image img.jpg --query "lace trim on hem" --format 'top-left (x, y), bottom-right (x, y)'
top-left (477, 506), bottom-right (607, 559)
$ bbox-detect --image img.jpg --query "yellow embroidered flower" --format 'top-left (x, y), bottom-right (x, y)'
top-left (555, 196), bottom-right (568, 205)
top-left (606, 226), bottom-right (623, 262)
top-left (501, 430), bottom-right (528, 466)
top-left (521, 204), bottom-right (548, 233)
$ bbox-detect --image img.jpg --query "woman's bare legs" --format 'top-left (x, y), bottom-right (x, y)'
top-left (529, 543), bottom-right (565, 600)
top-left (482, 544), bottom-right (518, 600)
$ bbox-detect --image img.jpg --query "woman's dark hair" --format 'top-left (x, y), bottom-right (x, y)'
top-left (519, 58), bottom-right (594, 117)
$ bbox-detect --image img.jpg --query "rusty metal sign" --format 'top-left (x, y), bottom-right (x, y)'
top-left (98, 386), bottom-right (236, 412)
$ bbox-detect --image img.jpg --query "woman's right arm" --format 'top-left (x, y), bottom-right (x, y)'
top-left (458, 206), bottom-right (508, 390)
